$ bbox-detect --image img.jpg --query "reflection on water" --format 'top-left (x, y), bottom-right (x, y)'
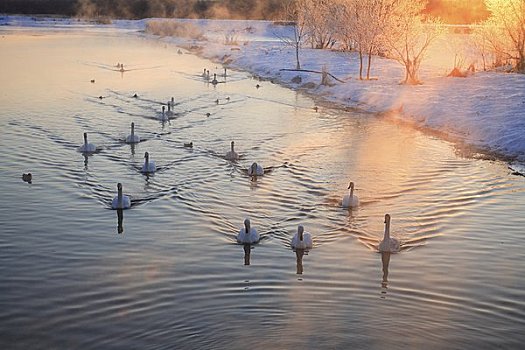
top-left (243, 243), bottom-right (251, 266)
top-left (380, 252), bottom-right (391, 298)
top-left (1, 29), bottom-right (525, 349)
top-left (295, 249), bottom-right (305, 275)
top-left (116, 208), bottom-right (124, 234)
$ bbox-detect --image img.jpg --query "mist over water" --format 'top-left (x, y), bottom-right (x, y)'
top-left (1, 29), bottom-right (525, 349)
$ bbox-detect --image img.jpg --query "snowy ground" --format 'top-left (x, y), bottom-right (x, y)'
top-left (2, 16), bottom-right (524, 166)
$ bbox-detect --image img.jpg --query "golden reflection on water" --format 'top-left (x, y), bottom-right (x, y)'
top-left (2, 28), bottom-right (525, 349)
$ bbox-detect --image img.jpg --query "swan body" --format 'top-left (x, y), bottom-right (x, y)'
top-left (378, 214), bottom-right (400, 253)
top-left (141, 152), bottom-right (156, 173)
top-left (237, 218), bottom-right (260, 244)
top-left (159, 106), bottom-right (169, 121)
top-left (166, 103), bottom-right (175, 117)
top-left (111, 183), bottom-right (131, 209)
top-left (78, 132), bottom-right (96, 153)
top-left (291, 225), bottom-right (313, 250)
top-left (342, 181), bottom-right (359, 208)
top-left (211, 73), bottom-right (218, 85)
top-left (125, 122), bottom-right (140, 144)
top-left (248, 162), bottom-right (264, 176)
top-left (225, 141), bottom-right (239, 161)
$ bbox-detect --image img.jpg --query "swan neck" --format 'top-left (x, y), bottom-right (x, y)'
top-left (299, 231), bottom-right (303, 241)
top-left (384, 221), bottom-right (390, 240)
top-left (83, 133), bottom-right (88, 146)
top-left (131, 123), bottom-right (135, 136)
top-left (349, 187), bottom-right (354, 198)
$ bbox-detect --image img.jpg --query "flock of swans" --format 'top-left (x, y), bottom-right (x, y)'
top-left (76, 66), bottom-right (400, 255)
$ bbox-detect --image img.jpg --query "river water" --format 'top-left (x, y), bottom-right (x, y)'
top-left (1, 29), bottom-right (524, 349)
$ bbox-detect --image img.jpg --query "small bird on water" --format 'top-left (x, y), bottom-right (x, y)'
top-left (22, 173), bottom-right (32, 183)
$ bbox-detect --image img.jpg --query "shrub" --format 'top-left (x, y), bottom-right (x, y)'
top-left (145, 20), bottom-right (205, 40)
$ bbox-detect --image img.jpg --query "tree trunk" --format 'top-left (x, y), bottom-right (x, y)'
top-left (358, 50), bottom-right (363, 80)
top-left (295, 44), bottom-right (301, 70)
top-left (518, 51), bottom-right (525, 72)
top-left (366, 48), bottom-right (373, 80)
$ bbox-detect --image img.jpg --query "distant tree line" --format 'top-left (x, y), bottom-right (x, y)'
top-left (1, 0), bottom-right (490, 24)
top-left (1, 0), bottom-right (287, 20)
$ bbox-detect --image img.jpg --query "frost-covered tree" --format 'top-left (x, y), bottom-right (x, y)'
top-left (277, 0), bottom-right (309, 69)
top-left (337, 0), bottom-right (409, 80)
top-left (483, 0), bottom-right (525, 72)
top-left (381, 0), bottom-right (444, 84)
top-left (303, 0), bottom-right (339, 49)
top-left (339, 0), bottom-right (370, 80)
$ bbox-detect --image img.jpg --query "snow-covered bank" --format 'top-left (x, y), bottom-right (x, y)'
top-left (153, 19), bottom-right (525, 163)
top-left (2, 16), bottom-right (524, 163)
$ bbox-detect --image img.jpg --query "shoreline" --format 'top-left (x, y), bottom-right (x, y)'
top-left (2, 15), bottom-right (524, 170)
top-left (135, 18), bottom-right (525, 166)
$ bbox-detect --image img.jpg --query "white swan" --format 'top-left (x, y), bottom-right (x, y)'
top-left (378, 214), bottom-right (400, 253)
top-left (291, 225), bottom-right (313, 250)
top-left (141, 152), bottom-right (156, 173)
top-left (211, 73), bottom-right (218, 85)
top-left (78, 132), bottom-right (96, 153)
top-left (225, 141), bottom-right (239, 161)
top-left (125, 122), bottom-right (140, 144)
top-left (111, 183), bottom-right (131, 209)
top-left (166, 102), bottom-right (174, 117)
top-left (237, 218), bottom-right (260, 244)
top-left (342, 181), bottom-right (359, 208)
top-left (159, 106), bottom-right (169, 121)
top-left (248, 162), bottom-right (264, 176)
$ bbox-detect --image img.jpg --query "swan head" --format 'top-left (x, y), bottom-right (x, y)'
top-left (131, 122), bottom-right (135, 130)
top-left (162, 106), bottom-right (165, 112)
top-left (298, 225), bottom-right (304, 241)
top-left (348, 182), bottom-right (354, 190)
top-left (251, 162), bottom-right (258, 173)
top-left (144, 152), bottom-right (149, 161)
top-left (244, 218), bottom-right (251, 232)
top-left (117, 183), bottom-right (122, 192)
top-left (231, 141), bottom-right (235, 151)
top-left (384, 214), bottom-right (391, 224)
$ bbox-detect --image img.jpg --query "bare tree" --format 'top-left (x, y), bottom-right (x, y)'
top-left (276, 0), bottom-right (309, 69)
top-left (336, 0), bottom-right (402, 80)
top-left (303, 0), bottom-right (339, 49)
top-left (337, 0), bottom-right (378, 80)
top-left (381, 0), bottom-right (445, 84)
top-left (482, 0), bottom-right (525, 72)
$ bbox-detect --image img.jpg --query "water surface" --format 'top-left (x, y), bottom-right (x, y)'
top-left (1, 29), bottom-right (525, 349)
